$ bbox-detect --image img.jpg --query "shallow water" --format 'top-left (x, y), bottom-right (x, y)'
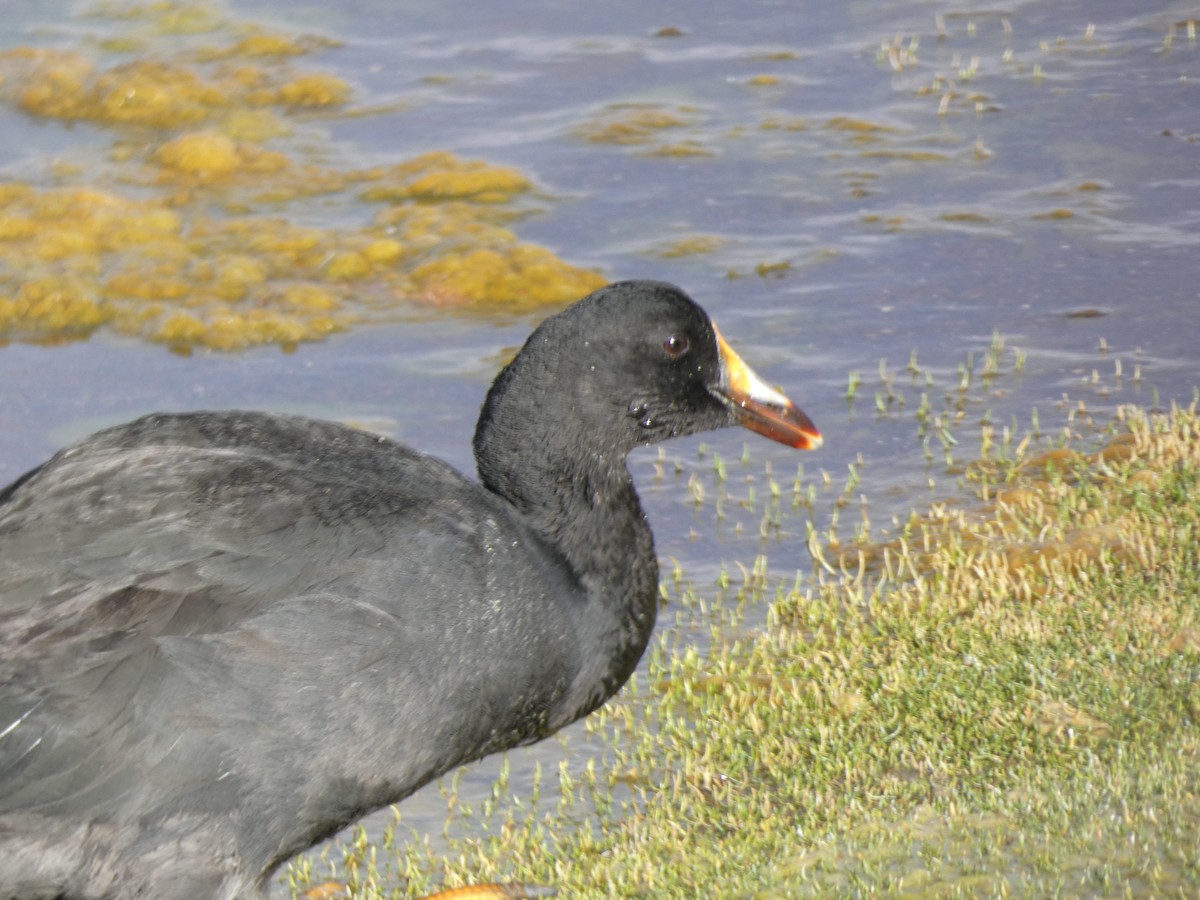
top-left (1, 0), bottom-right (1198, 891)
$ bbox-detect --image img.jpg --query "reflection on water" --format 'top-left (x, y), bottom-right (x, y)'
top-left (1, 0), bottom-right (1198, 893)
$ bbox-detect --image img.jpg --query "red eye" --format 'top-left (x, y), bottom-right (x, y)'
top-left (662, 334), bottom-right (689, 358)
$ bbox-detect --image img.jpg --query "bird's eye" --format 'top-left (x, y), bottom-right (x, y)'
top-left (662, 334), bottom-right (689, 358)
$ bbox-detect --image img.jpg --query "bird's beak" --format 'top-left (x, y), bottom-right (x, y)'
top-left (713, 326), bottom-right (822, 450)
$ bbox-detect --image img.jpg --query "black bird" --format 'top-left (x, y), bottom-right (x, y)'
top-left (0, 281), bottom-right (820, 899)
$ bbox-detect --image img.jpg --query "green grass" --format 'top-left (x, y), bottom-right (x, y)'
top-left (289, 402), bottom-right (1200, 898)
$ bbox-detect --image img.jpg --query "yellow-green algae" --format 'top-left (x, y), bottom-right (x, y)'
top-left (0, 3), bottom-right (603, 351)
top-left (573, 103), bottom-right (701, 145)
top-left (288, 403), bottom-right (1200, 897)
top-left (571, 103), bottom-right (719, 159)
top-left (641, 235), bottom-right (727, 259)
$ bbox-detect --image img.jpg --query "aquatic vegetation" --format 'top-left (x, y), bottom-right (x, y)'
top-left (0, 162), bottom-right (601, 351)
top-left (823, 115), bottom-right (898, 136)
top-left (360, 158), bottom-right (532, 206)
top-left (636, 141), bottom-right (715, 159)
top-left (641, 235), bottom-right (726, 259)
top-left (1, 44), bottom-right (350, 128)
top-left (410, 245), bottom-right (610, 309)
top-left (0, 3), bottom-right (602, 351)
top-left (573, 103), bottom-right (702, 146)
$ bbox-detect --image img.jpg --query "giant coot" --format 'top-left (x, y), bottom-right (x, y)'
top-left (0, 281), bottom-right (820, 898)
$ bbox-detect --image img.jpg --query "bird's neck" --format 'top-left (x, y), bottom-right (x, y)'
top-left (475, 419), bottom-right (659, 724)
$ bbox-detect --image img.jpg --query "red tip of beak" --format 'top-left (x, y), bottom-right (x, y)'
top-left (714, 328), bottom-right (822, 451)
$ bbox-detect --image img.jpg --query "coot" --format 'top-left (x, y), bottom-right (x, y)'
top-left (0, 281), bottom-right (820, 898)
